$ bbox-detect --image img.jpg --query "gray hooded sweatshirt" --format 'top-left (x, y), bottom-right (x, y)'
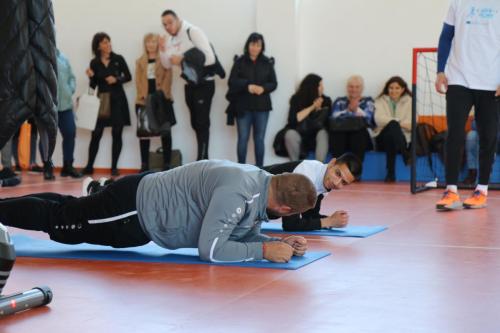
top-left (136, 160), bottom-right (280, 262)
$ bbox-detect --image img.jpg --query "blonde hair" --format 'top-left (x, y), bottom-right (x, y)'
top-left (270, 173), bottom-right (317, 213)
top-left (142, 33), bottom-right (159, 58)
top-left (346, 75), bottom-right (364, 88)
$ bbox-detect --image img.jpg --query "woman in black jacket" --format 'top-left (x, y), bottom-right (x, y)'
top-left (284, 74), bottom-right (331, 161)
top-left (227, 33), bottom-right (277, 167)
top-left (83, 32), bottom-right (132, 176)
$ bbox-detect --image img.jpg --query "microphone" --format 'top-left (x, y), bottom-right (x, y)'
top-left (0, 287), bottom-right (53, 317)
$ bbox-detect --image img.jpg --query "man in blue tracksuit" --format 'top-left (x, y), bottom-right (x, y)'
top-left (0, 160), bottom-right (317, 263)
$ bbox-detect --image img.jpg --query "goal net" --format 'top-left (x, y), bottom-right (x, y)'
top-left (410, 48), bottom-right (499, 193)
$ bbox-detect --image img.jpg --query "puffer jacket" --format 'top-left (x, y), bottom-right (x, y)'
top-left (227, 54), bottom-right (277, 112)
top-left (0, 0), bottom-right (58, 160)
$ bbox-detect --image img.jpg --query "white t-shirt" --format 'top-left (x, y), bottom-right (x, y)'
top-left (444, 0), bottom-right (500, 90)
top-left (293, 160), bottom-right (328, 195)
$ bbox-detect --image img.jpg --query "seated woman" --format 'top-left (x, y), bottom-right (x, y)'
top-left (373, 76), bottom-right (412, 182)
top-left (329, 75), bottom-right (375, 162)
top-left (284, 74), bottom-right (331, 162)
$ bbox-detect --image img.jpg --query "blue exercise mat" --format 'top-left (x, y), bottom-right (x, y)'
top-left (11, 234), bottom-right (330, 270)
top-left (261, 223), bottom-right (388, 238)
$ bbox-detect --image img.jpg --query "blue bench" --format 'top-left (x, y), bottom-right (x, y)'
top-left (306, 151), bottom-right (500, 182)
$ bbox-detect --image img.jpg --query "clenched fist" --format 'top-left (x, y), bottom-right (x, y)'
top-left (263, 241), bottom-right (294, 263)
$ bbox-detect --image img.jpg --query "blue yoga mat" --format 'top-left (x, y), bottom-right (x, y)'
top-left (11, 234), bottom-right (330, 270)
top-left (261, 223), bottom-right (388, 238)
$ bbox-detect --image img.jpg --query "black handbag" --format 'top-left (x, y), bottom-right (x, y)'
top-left (136, 91), bottom-right (175, 137)
top-left (273, 126), bottom-right (290, 157)
top-left (296, 107), bottom-right (329, 134)
top-left (329, 116), bottom-right (367, 132)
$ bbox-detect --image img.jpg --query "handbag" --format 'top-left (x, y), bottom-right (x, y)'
top-left (75, 90), bottom-right (100, 130)
top-left (296, 107), bottom-right (329, 134)
top-left (329, 116), bottom-right (367, 132)
top-left (273, 126), bottom-right (290, 157)
top-left (136, 104), bottom-right (158, 137)
top-left (136, 91), bottom-right (175, 137)
top-left (97, 92), bottom-right (111, 119)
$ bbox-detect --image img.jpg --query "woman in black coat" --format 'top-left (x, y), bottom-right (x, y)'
top-left (227, 33), bottom-right (277, 167)
top-left (83, 32), bottom-right (131, 176)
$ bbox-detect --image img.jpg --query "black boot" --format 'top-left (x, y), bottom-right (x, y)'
top-left (61, 162), bottom-right (83, 178)
top-left (43, 160), bottom-right (55, 181)
top-left (197, 142), bottom-right (208, 161)
top-left (81, 165), bottom-right (94, 175)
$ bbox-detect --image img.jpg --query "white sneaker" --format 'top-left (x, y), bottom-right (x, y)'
top-left (98, 177), bottom-right (110, 186)
top-left (81, 177), bottom-right (94, 197)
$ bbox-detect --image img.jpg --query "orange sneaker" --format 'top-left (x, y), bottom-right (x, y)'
top-left (463, 190), bottom-right (487, 209)
top-left (436, 190), bottom-right (462, 210)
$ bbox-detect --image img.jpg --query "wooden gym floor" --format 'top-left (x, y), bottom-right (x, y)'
top-left (1, 173), bottom-right (500, 333)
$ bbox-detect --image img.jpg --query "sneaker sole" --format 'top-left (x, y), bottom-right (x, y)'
top-left (463, 203), bottom-right (487, 209)
top-left (82, 177), bottom-right (94, 196)
top-left (436, 201), bottom-right (463, 211)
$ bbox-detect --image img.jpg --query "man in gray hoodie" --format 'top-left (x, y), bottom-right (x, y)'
top-left (0, 160), bottom-right (317, 263)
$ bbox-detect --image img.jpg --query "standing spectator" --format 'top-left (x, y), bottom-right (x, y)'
top-left (434, 0), bottom-right (499, 210)
top-left (0, 138), bottom-right (21, 187)
top-left (159, 10), bottom-right (217, 160)
top-left (227, 32), bottom-right (277, 167)
top-left (135, 33), bottom-right (173, 172)
top-left (284, 74), bottom-right (331, 162)
top-left (329, 75), bottom-right (375, 162)
top-left (56, 49), bottom-right (82, 178)
top-left (373, 76), bottom-right (412, 182)
top-left (82, 32), bottom-right (132, 176)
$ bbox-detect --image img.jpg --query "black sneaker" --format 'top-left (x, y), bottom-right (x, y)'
top-left (0, 176), bottom-right (22, 187)
top-left (384, 172), bottom-right (396, 183)
top-left (43, 161), bottom-right (55, 181)
top-left (81, 166), bottom-right (94, 175)
top-left (61, 166), bottom-right (83, 178)
top-left (29, 164), bottom-right (44, 173)
top-left (0, 168), bottom-right (17, 179)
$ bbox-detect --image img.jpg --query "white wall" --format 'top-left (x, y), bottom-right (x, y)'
top-left (298, 0), bottom-right (449, 99)
top-left (50, 0), bottom-right (449, 169)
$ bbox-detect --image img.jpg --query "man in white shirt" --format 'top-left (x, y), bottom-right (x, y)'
top-left (159, 10), bottom-right (216, 160)
top-left (435, 0), bottom-right (500, 210)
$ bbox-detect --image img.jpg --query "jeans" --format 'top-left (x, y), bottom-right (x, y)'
top-left (58, 109), bottom-right (77, 165)
top-left (236, 111), bottom-right (269, 167)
